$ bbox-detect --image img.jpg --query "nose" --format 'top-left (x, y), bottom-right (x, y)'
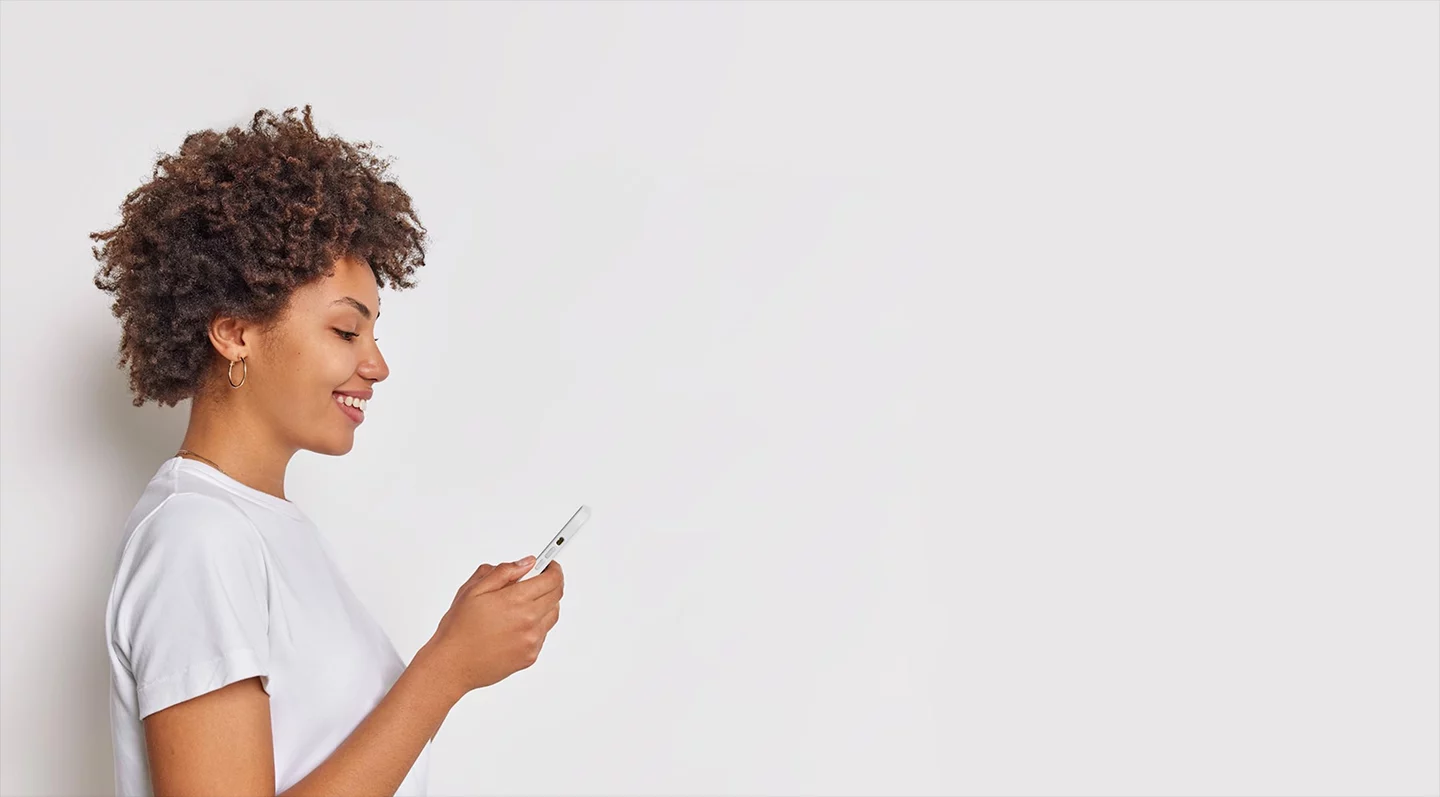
top-left (359, 341), bottom-right (389, 384)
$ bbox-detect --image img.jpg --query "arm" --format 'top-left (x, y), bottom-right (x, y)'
top-left (145, 642), bottom-right (461, 797)
top-left (144, 677), bottom-right (276, 797)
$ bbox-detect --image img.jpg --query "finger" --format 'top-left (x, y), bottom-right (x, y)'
top-left (454, 564), bottom-right (495, 604)
top-left (465, 563), bottom-right (496, 586)
top-left (510, 560), bottom-right (563, 602)
top-left (541, 603), bottom-right (559, 632)
top-left (473, 557), bottom-right (535, 593)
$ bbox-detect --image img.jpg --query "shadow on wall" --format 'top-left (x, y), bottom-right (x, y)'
top-left (86, 343), bottom-right (193, 477)
top-left (72, 322), bottom-right (190, 796)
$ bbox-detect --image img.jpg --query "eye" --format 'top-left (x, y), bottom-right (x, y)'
top-left (334, 329), bottom-right (359, 342)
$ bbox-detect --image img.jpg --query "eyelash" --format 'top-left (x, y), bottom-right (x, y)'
top-left (334, 329), bottom-right (379, 343)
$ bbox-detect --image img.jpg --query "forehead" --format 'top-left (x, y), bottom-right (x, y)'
top-left (304, 255), bottom-right (380, 310)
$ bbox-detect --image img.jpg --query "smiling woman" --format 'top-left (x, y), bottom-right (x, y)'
top-left (89, 105), bottom-right (451, 797)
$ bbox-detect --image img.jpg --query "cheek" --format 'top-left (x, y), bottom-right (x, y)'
top-left (319, 346), bottom-right (362, 388)
top-left (288, 339), bottom-right (357, 395)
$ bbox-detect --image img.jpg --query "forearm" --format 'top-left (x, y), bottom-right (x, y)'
top-left (279, 642), bottom-right (462, 797)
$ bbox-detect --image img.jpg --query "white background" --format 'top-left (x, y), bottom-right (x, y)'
top-left (2, 1), bottom-right (1437, 795)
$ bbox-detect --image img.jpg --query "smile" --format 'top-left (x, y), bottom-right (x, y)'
top-left (334, 394), bottom-right (368, 411)
top-left (334, 393), bottom-right (367, 424)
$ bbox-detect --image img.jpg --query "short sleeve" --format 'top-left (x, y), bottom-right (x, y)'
top-left (112, 492), bottom-right (272, 720)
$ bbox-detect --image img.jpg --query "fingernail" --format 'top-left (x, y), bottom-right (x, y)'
top-left (517, 556), bottom-right (535, 566)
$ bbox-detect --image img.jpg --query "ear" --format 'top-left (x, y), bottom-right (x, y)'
top-left (208, 315), bottom-right (254, 362)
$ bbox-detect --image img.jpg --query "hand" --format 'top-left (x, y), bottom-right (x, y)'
top-left (424, 556), bottom-right (565, 697)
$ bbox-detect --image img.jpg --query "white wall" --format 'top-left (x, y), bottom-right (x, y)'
top-left (2, 2), bottom-right (1436, 795)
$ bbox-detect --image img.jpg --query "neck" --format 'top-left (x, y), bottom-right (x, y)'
top-left (179, 388), bottom-right (296, 502)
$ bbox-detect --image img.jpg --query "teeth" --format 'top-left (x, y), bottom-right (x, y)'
top-left (335, 394), bottom-right (367, 411)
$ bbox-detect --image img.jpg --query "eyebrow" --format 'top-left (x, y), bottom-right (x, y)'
top-left (332, 296), bottom-right (379, 320)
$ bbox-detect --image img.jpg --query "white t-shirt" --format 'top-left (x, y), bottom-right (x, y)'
top-left (105, 456), bottom-right (433, 796)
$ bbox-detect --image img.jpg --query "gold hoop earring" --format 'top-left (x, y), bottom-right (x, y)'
top-left (228, 356), bottom-right (247, 388)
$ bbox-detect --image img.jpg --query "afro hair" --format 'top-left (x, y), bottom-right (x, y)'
top-left (90, 104), bottom-right (429, 407)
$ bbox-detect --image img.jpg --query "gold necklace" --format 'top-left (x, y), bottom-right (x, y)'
top-left (175, 449), bottom-right (226, 476)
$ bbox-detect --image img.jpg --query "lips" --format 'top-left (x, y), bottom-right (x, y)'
top-left (334, 392), bottom-right (366, 424)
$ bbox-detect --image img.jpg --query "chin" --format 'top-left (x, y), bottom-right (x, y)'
top-left (309, 434), bottom-right (356, 457)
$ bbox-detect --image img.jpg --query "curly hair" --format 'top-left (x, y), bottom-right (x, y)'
top-left (90, 104), bottom-right (429, 407)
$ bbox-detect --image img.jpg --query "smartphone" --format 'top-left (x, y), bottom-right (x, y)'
top-left (519, 504), bottom-right (591, 581)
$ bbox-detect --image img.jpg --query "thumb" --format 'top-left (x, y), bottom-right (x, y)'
top-left (474, 556), bottom-right (535, 593)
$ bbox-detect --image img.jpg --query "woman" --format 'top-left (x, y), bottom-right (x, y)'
top-left (91, 105), bottom-right (564, 797)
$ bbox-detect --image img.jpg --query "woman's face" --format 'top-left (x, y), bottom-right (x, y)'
top-left (242, 255), bottom-right (390, 456)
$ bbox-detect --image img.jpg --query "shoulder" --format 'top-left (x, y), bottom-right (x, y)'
top-left (130, 492), bottom-right (265, 563)
top-left (109, 492), bottom-right (273, 667)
